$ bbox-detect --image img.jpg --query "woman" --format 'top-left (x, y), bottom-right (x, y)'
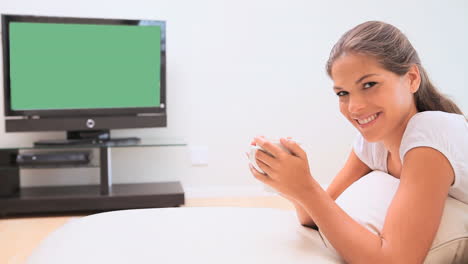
top-left (249, 21), bottom-right (467, 263)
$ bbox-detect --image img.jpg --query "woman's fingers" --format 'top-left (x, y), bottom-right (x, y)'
top-left (256, 156), bottom-right (273, 174)
top-left (251, 135), bottom-right (266, 146)
top-left (248, 149), bottom-right (276, 178)
top-left (253, 137), bottom-right (284, 158)
top-left (280, 138), bottom-right (306, 158)
top-left (255, 149), bottom-right (276, 168)
top-left (249, 164), bottom-right (272, 183)
top-left (247, 149), bottom-right (273, 174)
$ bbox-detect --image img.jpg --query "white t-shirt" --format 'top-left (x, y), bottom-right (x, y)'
top-left (353, 111), bottom-right (468, 204)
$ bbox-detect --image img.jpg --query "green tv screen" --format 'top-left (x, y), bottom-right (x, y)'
top-left (8, 22), bottom-right (161, 111)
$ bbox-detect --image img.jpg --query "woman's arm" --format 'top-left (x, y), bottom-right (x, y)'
top-left (251, 138), bottom-right (454, 263)
top-left (326, 150), bottom-right (372, 200)
top-left (291, 150), bottom-right (371, 228)
top-left (295, 147), bottom-right (454, 263)
top-left (291, 199), bottom-right (317, 228)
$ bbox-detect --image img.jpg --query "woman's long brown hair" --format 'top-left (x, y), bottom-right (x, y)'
top-left (326, 21), bottom-right (465, 117)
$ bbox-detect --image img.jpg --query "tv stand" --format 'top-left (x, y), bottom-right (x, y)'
top-left (0, 138), bottom-right (186, 217)
top-left (34, 137), bottom-right (141, 147)
top-left (34, 129), bottom-right (141, 146)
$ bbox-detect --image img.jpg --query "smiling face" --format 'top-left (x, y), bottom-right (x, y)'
top-left (331, 53), bottom-right (420, 142)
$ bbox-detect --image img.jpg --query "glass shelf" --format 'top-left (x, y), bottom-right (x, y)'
top-left (0, 138), bottom-right (187, 151)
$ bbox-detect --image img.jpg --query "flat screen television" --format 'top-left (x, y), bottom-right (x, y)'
top-left (1, 14), bottom-right (166, 145)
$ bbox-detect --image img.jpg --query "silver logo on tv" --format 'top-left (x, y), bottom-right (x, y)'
top-left (86, 119), bottom-right (95, 128)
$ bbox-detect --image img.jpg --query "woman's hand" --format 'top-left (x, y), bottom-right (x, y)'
top-left (248, 137), bottom-right (316, 201)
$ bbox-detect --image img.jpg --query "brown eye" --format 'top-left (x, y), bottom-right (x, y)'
top-left (363, 82), bottom-right (377, 89)
top-left (336, 91), bottom-right (348, 97)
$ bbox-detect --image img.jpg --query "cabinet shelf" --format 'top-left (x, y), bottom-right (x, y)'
top-left (0, 138), bottom-right (186, 217)
top-left (0, 182), bottom-right (184, 216)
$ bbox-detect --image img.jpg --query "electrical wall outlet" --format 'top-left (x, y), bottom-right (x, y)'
top-left (189, 145), bottom-right (209, 166)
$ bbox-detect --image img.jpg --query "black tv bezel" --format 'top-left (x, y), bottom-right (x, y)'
top-left (1, 14), bottom-right (166, 118)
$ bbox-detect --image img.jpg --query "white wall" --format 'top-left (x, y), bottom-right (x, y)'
top-left (1, 0), bottom-right (467, 197)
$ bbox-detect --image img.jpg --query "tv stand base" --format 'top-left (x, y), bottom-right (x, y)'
top-left (0, 182), bottom-right (184, 217)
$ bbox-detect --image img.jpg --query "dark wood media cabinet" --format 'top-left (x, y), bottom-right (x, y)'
top-left (0, 139), bottom-right (186, 216)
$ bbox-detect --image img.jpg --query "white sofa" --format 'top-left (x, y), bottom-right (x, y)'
top-left (28, 171), bottom-right (468, 263)
top-left (28, 207), bottom-right (344, 264)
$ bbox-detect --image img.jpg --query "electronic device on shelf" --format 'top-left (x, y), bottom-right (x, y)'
top-left (1, 14), bottom-right (167, 145)
top-left (16, 151), bottom-right (91, 166)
